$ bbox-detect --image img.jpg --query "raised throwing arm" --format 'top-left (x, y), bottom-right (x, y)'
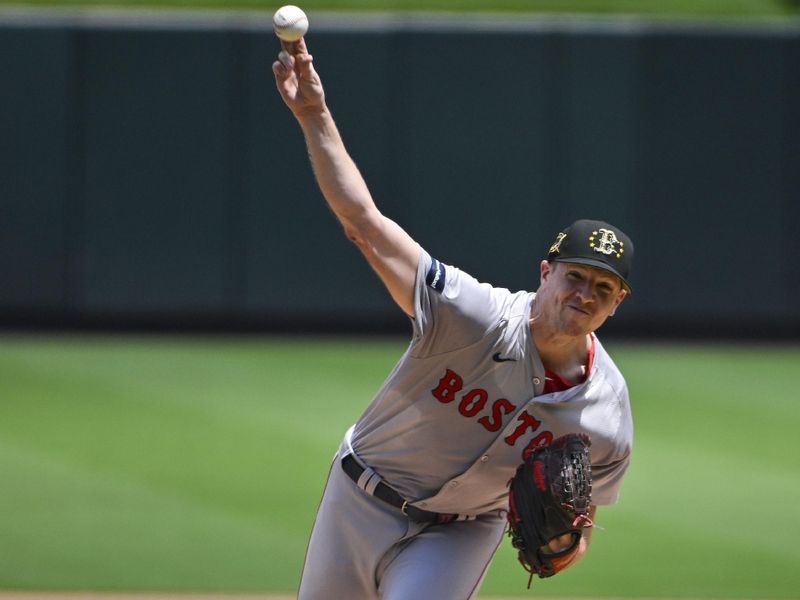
top-left (272, 39), bottom-right (421, 317)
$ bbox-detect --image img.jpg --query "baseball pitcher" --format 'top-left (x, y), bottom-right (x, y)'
top-left (273, 37), bottom-right (634, 600)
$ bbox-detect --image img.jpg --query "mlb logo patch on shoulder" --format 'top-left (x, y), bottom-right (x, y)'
top-left (426, 257), bottom-right (446, 293)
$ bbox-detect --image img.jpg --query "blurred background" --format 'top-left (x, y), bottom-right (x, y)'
top-left (1, 1), bottom-right (799, 599)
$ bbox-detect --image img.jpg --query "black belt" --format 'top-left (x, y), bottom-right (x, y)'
top-left (341, 454), bottom-right (457, 524)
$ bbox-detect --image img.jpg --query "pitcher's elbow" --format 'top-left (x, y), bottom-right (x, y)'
top-left (343, 214), bottom-right (381, 250)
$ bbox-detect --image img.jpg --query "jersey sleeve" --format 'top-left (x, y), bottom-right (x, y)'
top-left (589, 377), bottom-right (634, 506)
top-left (591, 452), bottom-right (630, 505)
top-left (410, 250), bottom-right (508, 358)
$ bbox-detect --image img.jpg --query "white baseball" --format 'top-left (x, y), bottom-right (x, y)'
top-left (273, 5), bottom-right (309, 42)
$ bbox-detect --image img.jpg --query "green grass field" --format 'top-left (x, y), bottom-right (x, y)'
top-left (0, 335), bottom-right (798, 597)
top-left (1, 0), bottom-right (799, 17)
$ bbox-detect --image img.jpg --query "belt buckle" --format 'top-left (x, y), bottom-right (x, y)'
top-left (401, 500), bottom-right (409, 516)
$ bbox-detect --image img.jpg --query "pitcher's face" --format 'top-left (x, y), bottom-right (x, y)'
top-left (535, 261), bottom-right (627, 336)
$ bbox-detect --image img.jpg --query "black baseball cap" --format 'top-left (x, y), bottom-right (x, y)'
top-left (546, 219), bottom-right (634, 292)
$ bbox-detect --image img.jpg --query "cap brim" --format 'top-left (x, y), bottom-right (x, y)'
top-left (552, 257), bottom-right (632, 292)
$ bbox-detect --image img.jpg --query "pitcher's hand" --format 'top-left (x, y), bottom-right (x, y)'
top-left (272, 38), bottom-right (325, 118)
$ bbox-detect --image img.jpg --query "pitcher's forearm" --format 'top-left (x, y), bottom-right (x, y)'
top-left (292, 102), bottom-right (420, 317)
top-left (296, 107), bottom-right (376, 229)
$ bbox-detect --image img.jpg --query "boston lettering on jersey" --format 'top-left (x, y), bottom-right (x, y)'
top-left (431, 368), bottom-right (553, 460)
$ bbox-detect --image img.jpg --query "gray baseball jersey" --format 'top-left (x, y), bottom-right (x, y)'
top-left (298, 250), bottom-right (633, 599)
top-left (351, 250), bottom-right (632, 514)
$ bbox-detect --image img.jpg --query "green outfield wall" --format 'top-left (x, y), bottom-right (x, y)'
top-left (2, 10), bottom-right (799, 337)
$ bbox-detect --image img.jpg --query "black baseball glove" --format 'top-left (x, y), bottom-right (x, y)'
top-left (506, 433), bottom-right (594, 585)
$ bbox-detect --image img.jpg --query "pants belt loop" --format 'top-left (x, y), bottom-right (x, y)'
top-left (357, 467), bottom-right (381, 496)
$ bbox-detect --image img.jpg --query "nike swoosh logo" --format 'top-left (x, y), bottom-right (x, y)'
top-left (492, 352), bottom-right (516, 363)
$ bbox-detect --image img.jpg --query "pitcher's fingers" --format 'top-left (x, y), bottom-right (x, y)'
top-left (281, 37), bottom-right (308, 56)
top-left (272, 59), bottom-right (287, 78)
top-left (278, 49), bottom-right (295, 70)
top-left (296, 53), bottom-right (319, 84)
top-left (296, 52), bottom-right (314, 72)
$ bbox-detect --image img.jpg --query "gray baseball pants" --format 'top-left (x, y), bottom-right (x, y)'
top-left (297, 451), bottom-right (507, 600)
